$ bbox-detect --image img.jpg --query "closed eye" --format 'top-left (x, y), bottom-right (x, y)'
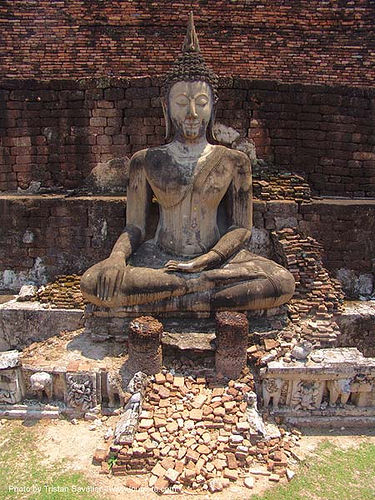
top-left (176, 97), bottom-right (189, 106)
top-left (196, 97), bottom-right (208, 107)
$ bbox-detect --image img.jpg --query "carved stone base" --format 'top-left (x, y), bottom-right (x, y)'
top-left (261, 347), bottom-right (375, 417)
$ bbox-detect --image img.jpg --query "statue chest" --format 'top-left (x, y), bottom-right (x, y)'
top-left (145, 160), bottom-right (232, 210)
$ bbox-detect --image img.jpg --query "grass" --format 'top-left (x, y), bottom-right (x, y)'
top-left (0, 421), bottom-right (99, 500)
top-left (252, 440), bottom-right (375, 500)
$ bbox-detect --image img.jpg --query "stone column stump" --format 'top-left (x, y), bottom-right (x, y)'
top-left (215, 311), bottom-right (249, 379)
top-left (128, 316), bottom-right (163, 375)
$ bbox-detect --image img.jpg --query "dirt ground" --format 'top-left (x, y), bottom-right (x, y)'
top-left (0, 295), bottom-right (15, 304)
top-left (35, 418), bottom-right (375, 500)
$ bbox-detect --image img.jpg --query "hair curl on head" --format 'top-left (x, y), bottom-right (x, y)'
top-left (162, 51), bottom-right (219, 103)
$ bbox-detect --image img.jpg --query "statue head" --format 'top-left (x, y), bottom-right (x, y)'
top-left (162, 12), bottom-right (219, 143)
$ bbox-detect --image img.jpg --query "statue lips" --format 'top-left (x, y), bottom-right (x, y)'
top-left (183, 119), bottom-right (204, 139)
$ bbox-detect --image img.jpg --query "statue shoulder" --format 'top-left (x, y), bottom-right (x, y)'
top-left (215, 145), bottom-right (251, 174)
top-left (129, 149), bottom-right (148, 169)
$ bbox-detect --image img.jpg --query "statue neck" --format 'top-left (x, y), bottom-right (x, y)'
top-left (168, 138), bottom-right (213, 165)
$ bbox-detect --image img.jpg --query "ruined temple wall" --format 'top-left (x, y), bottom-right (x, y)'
top-left (1, 1), bottom-right (375, 88)
top-left (1, 78), bottom-right (375, 197)
top-left (0, 196), bottom-right (373, 294)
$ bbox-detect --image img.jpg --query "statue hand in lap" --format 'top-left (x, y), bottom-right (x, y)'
top-left (97, 255), bottom-right (126, 301)
top-left (165, 251), bottom-right (220, 273)
top-left (80, 13), bottom-right (295, 313)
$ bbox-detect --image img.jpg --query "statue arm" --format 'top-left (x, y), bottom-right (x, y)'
top-left (211, 150), bottom-right (252, 258)
top-left (110, 150), bottom-right (151, 261)
top-left (89, 151), bottom-right (151, 302)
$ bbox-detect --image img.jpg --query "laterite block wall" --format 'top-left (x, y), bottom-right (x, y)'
top-left (1, 79), bottom-right (374, 197)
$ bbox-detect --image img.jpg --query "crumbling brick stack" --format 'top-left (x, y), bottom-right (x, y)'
top-left (252, 165), bottom-right (311, 203)
top-left (128, 317), bottom-right (163, 376)
top-left (272, 228), bottom-right (344, 345)
top-left (215, 312), bottom-right (249, 380)
top-left (34, 274), bottom-right (87, 309)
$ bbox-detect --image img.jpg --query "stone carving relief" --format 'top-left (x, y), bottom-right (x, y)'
top-left (0, 370), bottom-right (23, 404)
top-left (106, 371), bottom-right (129, 408)
top-left (263, 378), bottom-right (282, 409)
top-left (262, 348), bottom-right (375, 414)
top-left (326, 378), bottom-right (351, 405)
top-left (0, 351), bottom-right (23, 404)
top-left (66, 373), bottom-right (97, 411)
top-left (262, 374), bottom-right (375, 412)
top-left (114, 392), bottom-right (141, 445)
top-left (290, 380), bottom-right (323, 410)
top-left (350, 374), bottom-right (374, 407)
top-left (127, 371), bottom-right (148, 395)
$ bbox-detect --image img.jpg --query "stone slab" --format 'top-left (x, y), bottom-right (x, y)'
top-left (265, 348), bottom-right (375, 378)
top-left (162, 332), bottom-right (216, 352)
top-left (0, 405), bottom-right (61, 419)
top-left (0, 300), bottom-right (84, 351)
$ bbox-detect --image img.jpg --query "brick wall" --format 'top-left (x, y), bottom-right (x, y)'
top-left (249, 81), bottom-right (375, 197)
top-left (0, 196), bottom-right (125, 288)
top-left (0, 196), bottom-right (373, 294)
top-left (1, 1), bottom-right (375, 87)
top-left (1, 78), bottom-right (374, 196)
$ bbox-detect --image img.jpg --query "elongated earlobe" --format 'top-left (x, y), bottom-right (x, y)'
top-left (207, 105), bottom-right (218, 144)
top-left (161, 98), bottom-right (172, 142)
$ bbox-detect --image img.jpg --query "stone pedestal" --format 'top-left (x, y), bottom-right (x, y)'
top-left (128, 316), bottom-right (163, 375)
top-left (215, 311), bottom-right (249, 379)
top-left (261, 347), bottom-right (375, 426)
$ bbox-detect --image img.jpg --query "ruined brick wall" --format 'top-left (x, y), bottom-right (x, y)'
top-left (0, 78), bottom-right (164, 190)
top-left (0, 196), bottom-right (125, 290)
top-left (300, 200), bottom-right (375, 277)
top-left (1, 78), bottom-right (374, 197)
top-left (1, 1), bottom-right (374, 87)
top-left (249, 81), bottom-right (375, 197)
top-left (0, 196), bottom-right (373, 294)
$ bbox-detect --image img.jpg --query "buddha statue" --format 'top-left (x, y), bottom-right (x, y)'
top-left (81, 13), bottom-right (295, 315)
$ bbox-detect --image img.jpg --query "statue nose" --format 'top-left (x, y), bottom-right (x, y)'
top-left (188, 99), bottom-right (198, 118)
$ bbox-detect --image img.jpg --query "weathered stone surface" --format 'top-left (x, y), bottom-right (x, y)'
top-left (84, 157), bottom-right (130, 194)
top-left (336, 301), bottom-right (375, 357)
top-left (0, 300), bottom-right (83, 351)
top-left (162, 332), bottom-right (216, 352)
top-left (0, 350), bottom-right (20, 370)
top-left (244, 476), bottom-right (255, 489)
top-left (79, 15), bottom-right (295, 317)
top-left (17, 285), bottom-right (37, 302)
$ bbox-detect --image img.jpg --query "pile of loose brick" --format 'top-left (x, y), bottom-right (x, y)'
top-left (273, 228), bottom-right (344, 346)
top-left (96, 369), bottom-right (300, 493)
top-left (35, 274), bottom-right (87, 309)
top-left (253, 165), bottom-right (311, 203)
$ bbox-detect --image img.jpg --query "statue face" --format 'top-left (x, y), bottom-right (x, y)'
top-left (168, 81), bottom-right (212, 141)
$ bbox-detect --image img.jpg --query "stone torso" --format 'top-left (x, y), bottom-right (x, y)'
top-left (144, 145), bottom-right (234, 256)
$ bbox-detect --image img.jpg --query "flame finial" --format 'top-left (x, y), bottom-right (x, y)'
top-left (182, 11), bottom-right (201, 53)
